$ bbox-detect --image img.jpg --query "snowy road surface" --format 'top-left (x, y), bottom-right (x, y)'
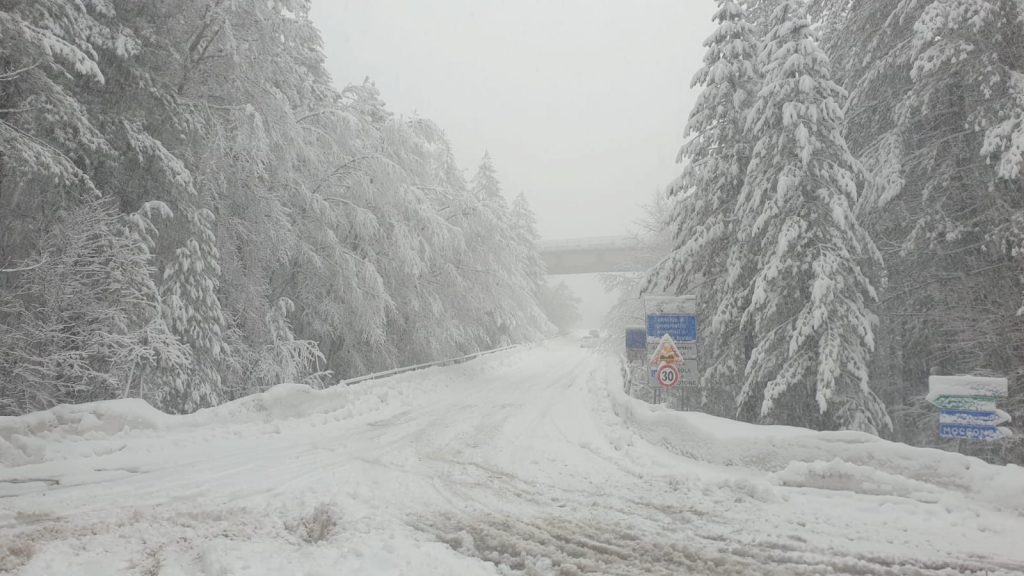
top-left (2, 340), bottom-right (1024, 575)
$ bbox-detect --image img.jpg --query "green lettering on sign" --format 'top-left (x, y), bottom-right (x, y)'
top-left (928, 395), bottom-right (997, 411)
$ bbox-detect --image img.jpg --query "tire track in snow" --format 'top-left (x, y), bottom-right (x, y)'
top-left (398, 346), bottom-right (1024, 575)
top-left (3, 341), bottom-right (1023, 574)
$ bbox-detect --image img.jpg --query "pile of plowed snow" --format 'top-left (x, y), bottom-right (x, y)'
top-left (0, 354), bottom-right (507, 468)
top-left (606, 375), bottom-right (1024, 513)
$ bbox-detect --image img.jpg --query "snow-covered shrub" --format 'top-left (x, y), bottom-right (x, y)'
top-left (291, 502), bottom-right (340, 544)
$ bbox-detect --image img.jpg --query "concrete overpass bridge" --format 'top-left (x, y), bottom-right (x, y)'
top-left (537, 235), bottom-right (651, 275)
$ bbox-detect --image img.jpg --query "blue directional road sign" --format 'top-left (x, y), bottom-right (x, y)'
top-left (625, 328), bottom-right (647, 350)
top-left (938, 423), bottom-right (1003, 441)
top-left (646, 314), bottom-right (698, 342)
top-left (939, 410), bottom-right (1006, 427)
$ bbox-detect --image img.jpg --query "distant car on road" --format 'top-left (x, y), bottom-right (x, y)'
top-left (579, 329), bottom-right (601, 348)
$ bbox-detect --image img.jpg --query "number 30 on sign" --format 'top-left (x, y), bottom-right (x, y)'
top-left (656, 363), bottom-right (679, 388)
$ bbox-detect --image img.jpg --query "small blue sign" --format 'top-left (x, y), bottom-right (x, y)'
top-left (939, 410), bottom-right (1003, 427)
top-left (625, 328), bottom-right (647, 350)
top-left (646, 314), bottom-right (698, 342)
top-left (938, 423), bottom-right (1001, 441)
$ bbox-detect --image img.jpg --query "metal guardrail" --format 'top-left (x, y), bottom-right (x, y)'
top-left (338, 345), bottom-right (520, 387)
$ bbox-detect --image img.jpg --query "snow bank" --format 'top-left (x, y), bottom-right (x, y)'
top-left (0, 347), bottom-right (522, 468)
top-left (0, 381), bottom-right (374, 461)
top-left (773, 459), bottom-right (943, 502)
top-left (1, 379), bottom-right (402, 467)
top-left (0, 399), bottom-right (173, 466)
top-left (0, 398), bottom-right (172, 439)
top-left (190, 382), bottom-right (393, 426)
top-left (606, 376), bottom-right (1024, 514)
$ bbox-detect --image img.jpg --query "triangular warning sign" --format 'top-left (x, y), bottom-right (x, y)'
top-left (649, 334), bottom-right (683, 367)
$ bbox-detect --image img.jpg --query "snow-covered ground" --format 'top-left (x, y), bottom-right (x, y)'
top-left (2, 340), bottom-right (1023, 575)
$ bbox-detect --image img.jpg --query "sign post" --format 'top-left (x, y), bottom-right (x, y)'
top-left (644, 296), bottom-right (698, 409)
top-left (927, 375), bottom-right (1013, 442)
top-left (624, 327), bottom-right (647, 398)
top-left (625, 328), bottom-right (647, 352)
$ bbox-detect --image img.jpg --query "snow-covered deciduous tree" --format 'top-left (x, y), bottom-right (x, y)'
top-left (241, 297), bottom-right (326, 393)
top-left (0, 0), bottom-right (552, 415)
top-left (734, 0), bottom-right (888, 433)
top-left (465, 153), bottom-right (550, 347)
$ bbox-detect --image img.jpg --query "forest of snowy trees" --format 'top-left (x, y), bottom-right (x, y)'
top-left (4, 0), bottom-right (1022, 467)
top-left (0, 0), bottom-right (552, 416)
top-left (648, 0), bottom-right (1024, 461)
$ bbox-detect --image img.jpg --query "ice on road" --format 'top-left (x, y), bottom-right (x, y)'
top-left (2, 340), bottom-right (1023, 575)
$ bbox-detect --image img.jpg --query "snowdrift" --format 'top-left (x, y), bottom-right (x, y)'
top-left (606, 377), bottom-right (1024, 514)
top-left (2, 344), bottom-right (1022, 574)
top-left (0, 348), bottom-right (517, 468)
top-left (4, 344), bottom-right (1022, 519)
top-left (0, 381), bottom-right (389, 467)
top-left (3, 376), bottom-right (417, 467)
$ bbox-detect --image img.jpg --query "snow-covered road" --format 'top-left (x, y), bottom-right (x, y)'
top-left (2, 340), bottom-right (1023, 575)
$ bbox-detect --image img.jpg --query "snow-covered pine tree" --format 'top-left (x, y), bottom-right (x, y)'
top-left (740, 0), bottom-right (784, 24)
top-left (538, 281), bottom-right (583, 336)
top-left (153, 207), bottom-right (225, 412)
top-left (903, 0), bottom-right (1024, 377)
top-left (105, 127), bottom-right (228, 415)
top-left (509, 192), bottom-right (556, 337)
top-left (645, 0), bottom-right (761, 415)
top-left (469, 153), bottom-right (515, 338)
top-left (0, 0), bottom-right (120, 268)
top-left (472, 152), bottom-right (508, 211)
top-left (467, 153), bottom-right (550, 346)
top-left (510, 192), bottom-right (547, 296)
top-left (807, 0), bottom-right (1024, 454)
top-left (734, 0), bottom-right (889, 433)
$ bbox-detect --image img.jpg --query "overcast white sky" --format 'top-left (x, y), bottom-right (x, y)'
top-left (310, 0), bottom-right (717, 241)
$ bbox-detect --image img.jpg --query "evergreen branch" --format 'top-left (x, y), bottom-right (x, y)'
top-left (0, 61), bottom-right (41, 82)
top-left (0, 256), bottom-right (46, 273)
top-left (0, 105), bottom-right (38, 114)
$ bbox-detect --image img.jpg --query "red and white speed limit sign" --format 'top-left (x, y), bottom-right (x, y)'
top-left (656, 362), bottom-right (679, 388)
